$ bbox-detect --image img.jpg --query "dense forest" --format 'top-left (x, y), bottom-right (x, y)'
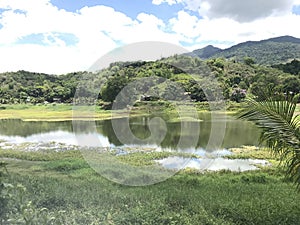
top-left (0, 55), bottom-right (300, 107)
top-left (272, 59), bottom-right (300, 75)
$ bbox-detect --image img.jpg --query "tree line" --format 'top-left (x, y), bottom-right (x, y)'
top-left (0, 56), bottom-right (300, 106)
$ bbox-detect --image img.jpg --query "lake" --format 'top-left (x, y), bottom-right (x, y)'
top-left (0, 113), bottom-right (260, 150)
top-left (0, 113), bottom-right (267, 179)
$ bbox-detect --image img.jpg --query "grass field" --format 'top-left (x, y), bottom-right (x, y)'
top-left (0, 103), bottom-right (203, 122)
top-left (0, 101), bottom-right (239, 122)
top-left (0, 104), bottom-right (147, 121)
top-left (0, 101), bottom-right (297, 121)
top-left (1, 148), bottom-right (300, 224)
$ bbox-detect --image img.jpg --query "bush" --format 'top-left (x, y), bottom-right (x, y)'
top-left (0, 161), bottom-right (9, 219)
top-left (44, 159), bottom-right (90, 172)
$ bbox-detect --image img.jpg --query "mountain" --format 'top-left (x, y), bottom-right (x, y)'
top-left (191, 45), bottom-right (222, 58)
top-left (193, 35), bottom-right (300, 65)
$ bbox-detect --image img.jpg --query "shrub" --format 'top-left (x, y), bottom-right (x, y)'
top-left (0, 161), bottom-right (9, 220)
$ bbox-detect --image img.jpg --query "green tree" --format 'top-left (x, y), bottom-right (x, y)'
top-left (243, 57), bottom-right (255, 66)
top-left (282, 76), bottom-right (300, 94)
top-left (101, 76), bottom-right (129, 103)
top-left (272, 59), bottom-right (300, 75)
top-left (237, 94), bottom-right (300, 189)
top-left (188, 80), bottom-right (207, 102)
top-left (161, 82), bottom-right (186, 101)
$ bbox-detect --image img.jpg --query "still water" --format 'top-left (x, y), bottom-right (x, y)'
top-left (0, 113), bottom-right (267, 172)
top-left (0, 113), bottom-right (260, 150)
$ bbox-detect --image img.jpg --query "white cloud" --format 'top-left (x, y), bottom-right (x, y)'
top-left (168, 8), bottom-right (300, 50)
top-left (293, 0), bottom-right (300, 5)
top-left (0, 1), bottom-right (184, 74)
top-left (0, 44), bottom-right (82, 74)
top-left (1, 0), bottom-right (300, 74)
top-left (182, 0), bottom-right (202, 11)
top-left (169, 10), bottom-right (201, 40)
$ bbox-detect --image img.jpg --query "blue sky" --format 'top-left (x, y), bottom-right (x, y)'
top-left (1, 0), bottom-right (300, 74)
top-left (51, 0), bottom-right (183, 21)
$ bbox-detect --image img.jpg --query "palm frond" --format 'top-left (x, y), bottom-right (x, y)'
top-left (237, 94), bottom-right (300, 189)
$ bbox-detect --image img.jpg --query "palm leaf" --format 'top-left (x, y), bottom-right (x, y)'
top-left (237, 94), bottom-right (300, 189)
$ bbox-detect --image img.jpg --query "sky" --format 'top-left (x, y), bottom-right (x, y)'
top-left (1, 0), bottom-right (300, 74)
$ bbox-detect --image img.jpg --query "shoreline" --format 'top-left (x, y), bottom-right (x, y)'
top-left (0, 102), bottom-right (234, 121)
top-left (0, 102), bottom-right (298, 121)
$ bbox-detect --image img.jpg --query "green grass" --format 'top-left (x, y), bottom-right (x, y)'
top-left (0, 101), bottom-right (246, 122)
top-left (3, 164), bottom-right (300, 225)
top-left (0, 104), bottom-right (142, 121)
top-left (43, 158), bottom-right (90, 172)
top-left (226, 146), bottom-right (276, 160)
top-left (1, 148), bottom-right (300, 224)
top-left (116, 151), bottom-right (199, 166)
top-left (0, 149), bottom-right (82, 161)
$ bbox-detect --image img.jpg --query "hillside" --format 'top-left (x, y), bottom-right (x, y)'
top-left (1, 56), bottom-right (299, 106)
top-left (191, 45), bottom-right (222, 58)
top-left (272, 59), bottom-right (300, 75)
top-left (193, 35), bottom-right (300, 65)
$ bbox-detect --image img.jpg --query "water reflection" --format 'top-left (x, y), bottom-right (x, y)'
top-left (0, 114), bottom-right (260, 150)
top-left (0, 131), bottom-right (111, 147)
top-left (0, 119), bottom-right (72, 137)
top-left (156, 156), bottom-right (270, 172)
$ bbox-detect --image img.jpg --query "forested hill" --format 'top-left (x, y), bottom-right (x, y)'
top-left (1, 55), bottom-right (300, 106)
top-left (191, 45), bottom-right (222, 58)
top-left (192, 35), bottom-right (300, 65)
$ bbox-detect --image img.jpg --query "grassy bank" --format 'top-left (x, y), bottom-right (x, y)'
top-left (1, 149), bottom-right (300, 224)
top-left (0, 101), bottom-right (299, 121)
top-left (0, 104), bottom-right (148, 121)
top-left (0, 101), bottom-right (239, 122)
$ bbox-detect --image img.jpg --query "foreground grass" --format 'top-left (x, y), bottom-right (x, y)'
top-left (1, 149), bottom-right (300, 224)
